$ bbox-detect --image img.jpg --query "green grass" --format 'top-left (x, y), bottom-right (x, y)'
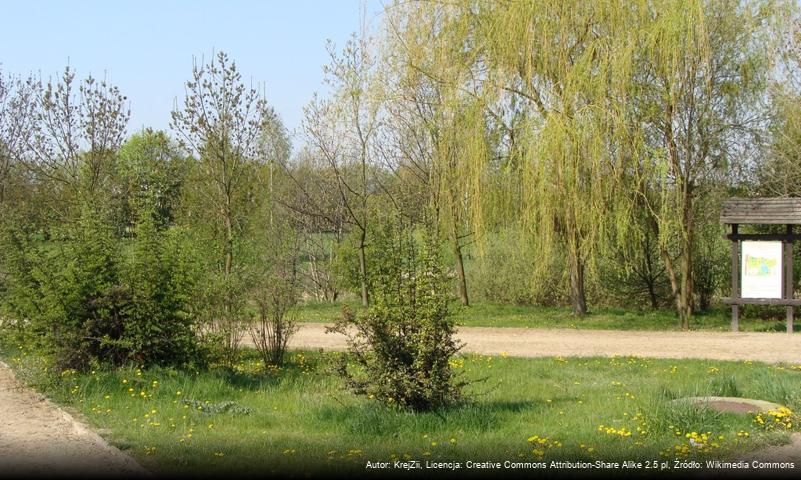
top-left (3, 344), bottom-right (800, 476)
top-left (296, 300), bottom-right (797, 332)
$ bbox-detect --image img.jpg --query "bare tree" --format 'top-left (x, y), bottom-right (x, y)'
top-left (276, 147), bottom-right (349, 302)
top-left (302, 36), bottom-right (381, 307)
top-left (249, 224), bottom-right (300, 368)
top-left (0, 71), bottom-right (36, 205)
top-left (24, 67), bottom-right (129, 200)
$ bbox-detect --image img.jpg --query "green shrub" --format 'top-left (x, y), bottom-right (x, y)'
top-left (0, 217), bottom-right (49, 339)
top-left (42, 206), bottom-right (126, 370)
top-left (692, 224), bottom-right (729, 312)
top-left (330, 218), bottom-right (465, 411)
top-left (124, 212), bottom-right (203, 367)
top-left (115, 129), bottom-right (189, 233)
top-left (466, 227), bottom-right (566, 306)
top-left (0, 204), bottom-right (203, 370)
top-left (592, 232), bottom-right (672, 309)
top-left (189, 255), bottom-right (251, 367)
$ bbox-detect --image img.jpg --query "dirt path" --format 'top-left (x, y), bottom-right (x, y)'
top-left (283, 324), bottom-right (801, 364)
top-left (742, 434), bottom-right (801, 465)
top-left (0, 361), bottom-right (147, 477)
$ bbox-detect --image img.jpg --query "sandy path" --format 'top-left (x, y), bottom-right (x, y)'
top-left (742, 434), bottom-right (801, 464)
top-left (279, 324), bottom-right (801, 364)
top-left (0, 361), bottom-right (147, 477)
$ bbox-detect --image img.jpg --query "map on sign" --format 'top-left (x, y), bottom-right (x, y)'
top-left (744, 255), bottom-right (778, 277)
top-left (741, 241), bottom-right (783, 299)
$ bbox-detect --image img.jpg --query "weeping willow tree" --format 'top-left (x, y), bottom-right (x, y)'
top-left (629, 0), bottom-right (779, 328)
top-left (755, 8), bottom-right (801, 196)
top-left (380, 2), bottom-right (494, 306)
top-left (438, 99), bottom-right (495, 306)
top-left (413, 0), bottom-right (645, 316)
top-left (387, 0), bottom-right (781, 320)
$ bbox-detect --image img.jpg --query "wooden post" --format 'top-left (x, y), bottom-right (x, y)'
top-left (786, 225), bottom-right (794, 334)
top-left (731, 224), bottom-right (739, 332)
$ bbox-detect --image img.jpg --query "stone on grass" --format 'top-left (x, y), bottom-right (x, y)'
top-left (673, 396), bottom-right (784, 415)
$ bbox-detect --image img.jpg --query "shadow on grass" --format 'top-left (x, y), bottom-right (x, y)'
top-left (215, 367), bottom-right (314, 391)
top-left (212, 354), bottom-right (327, 392)
top-left (751, 321), bottom-right (801, 333)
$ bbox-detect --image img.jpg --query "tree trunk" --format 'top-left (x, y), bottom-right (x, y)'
top-left (222, 210), bottom-right (237, 367)
top-left (679, 241), bottom-right (693, 330)
top-left (698, 289), bottom-right (710, 312)
top-left (358, 228), bottom-right (368, 307)
top-left (678, 190), bottom-right (694, 330)
top-left (661, 99), bottom-right (694, 329)
top-left (567, 241), bottom-right (587, 316)
top-left (224, 213), bottom-right (233, 277)
top-left (453, 239), bottom-right (469, 306)
top-left (642, 235), bottom-right (659, 309)
top-left (646, 279), bottom-right (658, 309)
top-left (660, 245), bottom-right (692, 330)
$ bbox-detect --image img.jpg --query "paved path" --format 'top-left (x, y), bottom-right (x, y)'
top-left (281, 324), bottom-right (801, 364)
top-left (0, 361), bottom-right (147, 477)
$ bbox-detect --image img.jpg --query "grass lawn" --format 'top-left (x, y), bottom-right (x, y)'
top-left (296, 300), bottom-right (797, 332)
top-left (3, 344), bottom-right (800, 476)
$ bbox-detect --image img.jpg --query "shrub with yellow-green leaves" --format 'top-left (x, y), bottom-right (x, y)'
top-left (330, 218), bottom-right (466, 412)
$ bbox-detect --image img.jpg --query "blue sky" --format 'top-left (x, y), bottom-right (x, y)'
top-left (0, 0), bottom-right (383, 139)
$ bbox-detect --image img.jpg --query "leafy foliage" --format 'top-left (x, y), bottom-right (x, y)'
top-left (42, 205), bottom-right (126, 370)
top-left (466, 227), bottom-right (567, 306)
top-left (115, 129), bottom-right (189, 232)
top-left (180, 399), bottom-right (253, 415)
top-left (330, 218), bottom-right (465, 411)
top-left (124, 211), bottom-right (203, 367)
top-left (0, 205), bottom-right (203, 370)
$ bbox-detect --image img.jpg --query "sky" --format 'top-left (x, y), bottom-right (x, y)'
top-left (0, 0), bottom-right (384, 140)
